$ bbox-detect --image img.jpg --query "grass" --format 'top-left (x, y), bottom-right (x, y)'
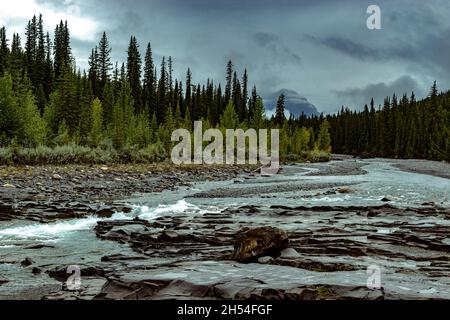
top-left (282, 150), bottom-right (332, 163)
top-left (0, 144), bottom-right (331, 166)
top-left (0, 144), bottom-right (168, 165)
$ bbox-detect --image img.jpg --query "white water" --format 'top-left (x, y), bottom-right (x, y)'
top-left (0, 199), bottom-right (217, 243)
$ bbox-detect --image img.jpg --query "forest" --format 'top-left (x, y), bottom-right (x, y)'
top-left (0, 15), bottom-right (331, 165)
top-left (294, 84), bottom-right (450, 162)
top-left (0, 15), bottom-right (448, 165)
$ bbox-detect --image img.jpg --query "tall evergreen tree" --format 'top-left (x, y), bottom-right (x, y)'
top-left (0, 27), bottom-right (9, 75)
top-left (275, 93), bottom-right (286, 125)
top-left (97, 32), bottom-right (112, 97)
top-left (143, 42), bottom-right (155, 119)
top-left (126, 36), bottom-right (142, 113)
top-left (53, 20), bottom-right (71, 79)
top-left (225, 60), bottom-right (233, 103)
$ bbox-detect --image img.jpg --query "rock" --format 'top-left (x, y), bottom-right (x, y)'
top-left (32, 267), bottom-right (42, 275)
top-left (232, 227), bottom-right (289, 263)
top-left (100, 166), bottom-right (109, 171)
top-left (47, 266), bottom-right (106, 282)
top-left (279, 248), bottom-right (301, 259)
top-left (422, 201), bottom-right (436, 206)
top-left (257, 256), bottom-right (274, 264)
top-left (24, 244), bottom-right (55, 250)
top-left (52, 174), bottom-right (63, 180)
top-left (0, 204), bottom-right (14, 219)
top-left (95, 207), bottom-right (114, 218)
top-left (2, 183), bottom-right (16, 188)
top-left (337, 187), bottom-right (353, 194)
top-left (21, 257), bottom-right (34, 267)
top-left (381, 196), bottom-right (394, 202)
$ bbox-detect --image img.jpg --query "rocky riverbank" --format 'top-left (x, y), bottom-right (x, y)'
top-left (0, 163), bottom-right (255, 223)
top-left (1, 159), bottom-right (449, 300)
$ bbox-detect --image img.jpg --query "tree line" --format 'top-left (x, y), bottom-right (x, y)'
top-left (299, 83), bottom-right (449, 161)
top-left (0, 15), bottom-right (330, 164)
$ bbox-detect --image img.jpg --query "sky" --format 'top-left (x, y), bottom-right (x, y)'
top-left (1, 0), bottom-right (450, 114)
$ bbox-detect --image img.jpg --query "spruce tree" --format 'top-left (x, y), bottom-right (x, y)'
top-left (97, 32), bottom-right (112, 97)
top-left (275, 93), bottom-right (286, 125)
top-left (126, 36), bottom-right (142, 114)
top-left (143, 43), bottom-right (155, 119)
top-left (0, 27), bottom-right (9, 75)
top-left (225, 60), bottom-right (233, 103)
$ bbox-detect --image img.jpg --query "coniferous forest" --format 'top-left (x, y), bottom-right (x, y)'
top-left (0, 15), bottom-right (448, 164)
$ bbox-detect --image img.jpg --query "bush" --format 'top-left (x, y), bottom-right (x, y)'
top-left (0, 148), bottom-right (13, 165)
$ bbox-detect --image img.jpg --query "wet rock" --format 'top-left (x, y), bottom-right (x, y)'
top-left (47, 266), bottom-right (106, 282)
top-left (381, 196), bottom-right (394, 202)
top-left (101, 254), bottom-right (147, 262)
top-left (280, 248), bottom-right (301, 259)
top-left (0, 204), bottom-right (15, 220)
top-left (232, 227), bottom-right (289, 263)
top-left (95, 207), bottom-right (114, 218)
top-left (24, 244), bottom-right (55, 250)
top-left (21, 257), bottom-right (34, 267)
top-left (337, 187), bottom-right (353, 194)
top-left (258, 256), bottom-right (274, 264)
top-left (32, 267), bottom-right (42, 275)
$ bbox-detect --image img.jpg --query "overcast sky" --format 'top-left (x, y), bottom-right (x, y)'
top-left (1, 0), bottom-right (450, 113)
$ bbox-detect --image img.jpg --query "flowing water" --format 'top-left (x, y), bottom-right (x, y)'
top-left (0, 159), bottom-right (449, 299)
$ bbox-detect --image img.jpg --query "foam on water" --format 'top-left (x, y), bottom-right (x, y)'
top-left (136, 199), bottom-right (220, 220)
top-left (0, 212), bottom-right (129, 241)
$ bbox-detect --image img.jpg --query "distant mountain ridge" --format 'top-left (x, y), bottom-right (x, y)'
top-left (264, 89), bottom-right (320, 118)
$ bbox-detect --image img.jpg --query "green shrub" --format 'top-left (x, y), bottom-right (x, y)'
top-left (0, 147), bottom-right (12, 165)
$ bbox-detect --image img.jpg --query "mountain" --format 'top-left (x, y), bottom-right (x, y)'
top-left (264, 89), bottom-right (320, 118)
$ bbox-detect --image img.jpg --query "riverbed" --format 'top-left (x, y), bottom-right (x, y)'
top-left (0, 158), bottom-right (449, 300)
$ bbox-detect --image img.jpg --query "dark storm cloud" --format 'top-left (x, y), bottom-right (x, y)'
top-left (7, 0), bottom-right (450, 113)
top-left (252, 32), bottom-right (302, 65)
top-left (333, 76), bottom-right (424, 109)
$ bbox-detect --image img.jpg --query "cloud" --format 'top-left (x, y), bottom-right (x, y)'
top-left (252, 32), bottom-right (302, 65)
top-left (0, 0), bottom-right (99, 41)
top-left (265, 89), bottom-right (319, 117)
top-left (333, 76), bottom-right (423, 109)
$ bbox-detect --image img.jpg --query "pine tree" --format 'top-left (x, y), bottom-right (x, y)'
top-left (89, 98), bottom-right (103, 147)
top-left (126, 36), bottom-right (142, 114)
top-left (97, 32), bottom-right (112, 97)
top-left (0, 27), bottom-right (9, 75)
top-left (53, 21), bottom-right (72, 79)
top-left (0, 74), bottom-right (21, 142)
top-left (317, 120), bottom-right (332, 152)
top-left (143, 43), bottom-right (155, 119)
top-left (225, 60), bottom-right (233, 103)
top-left (185, 68), bottom-right (192, 118)
top-left (242, 69), bottom-right (248, 119)
top-left (251, 97), bottom-right (265, 129)
top-left (157, 56), bottom-right (168, 122)
top-left (220, 101), bottom-right (239, 129)
top-left (275, 93), bottom-right (286, 125)
top-left (88, 47), bottom-right (99, 98)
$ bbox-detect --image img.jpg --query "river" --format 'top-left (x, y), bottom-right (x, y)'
top-left (0, 158), bottom-right (449, 300)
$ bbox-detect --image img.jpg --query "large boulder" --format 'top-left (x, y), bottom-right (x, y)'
top-left (231, 227), bottom-right (289, 263)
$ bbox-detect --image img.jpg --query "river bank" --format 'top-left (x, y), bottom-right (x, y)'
top-left (0, 159), bottom-right (449, 300)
